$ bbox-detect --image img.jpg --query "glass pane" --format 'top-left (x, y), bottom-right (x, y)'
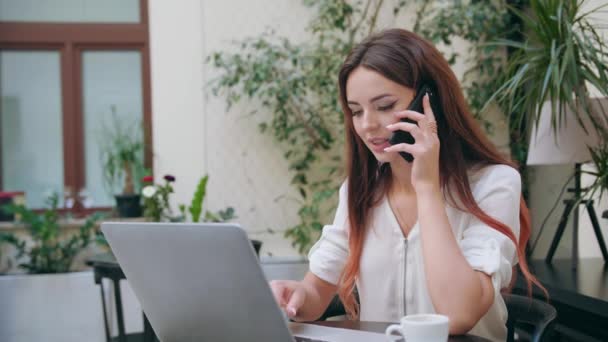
top-left (0, 0), bottom-right (140, 23)
top-left (82, 51), bottom-right (143, 207)
top-left (0, 51), bottom-right (64, 208)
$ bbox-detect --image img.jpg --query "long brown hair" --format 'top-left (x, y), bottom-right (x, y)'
top-left (337, 28), bottom-right (543, 318)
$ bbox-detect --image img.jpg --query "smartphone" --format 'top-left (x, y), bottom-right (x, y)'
top-left (388, 84), bottom-right (436, 162)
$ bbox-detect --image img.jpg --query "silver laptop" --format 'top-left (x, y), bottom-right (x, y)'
top-left (102, 222), bottom-right (328, 342)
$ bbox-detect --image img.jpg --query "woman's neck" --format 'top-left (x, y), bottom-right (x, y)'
top-left (388, 158), bottom-right (415, 195)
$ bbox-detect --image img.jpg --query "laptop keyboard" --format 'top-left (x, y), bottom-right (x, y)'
top-left (293, 336), bottom-right (329, 342)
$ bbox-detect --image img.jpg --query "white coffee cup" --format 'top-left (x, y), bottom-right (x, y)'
top-left (385, 313), bottom-right (449, 342)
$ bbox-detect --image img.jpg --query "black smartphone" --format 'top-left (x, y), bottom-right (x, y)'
top-left (388, 84), bottom-right (435, 162)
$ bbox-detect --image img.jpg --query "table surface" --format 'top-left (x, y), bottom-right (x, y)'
top-left (313, 321), bottom-right (491, 341)
top-left (87, 253), bottom-right (490, 341)
top-left (514, 258), bottom-right (608, 318)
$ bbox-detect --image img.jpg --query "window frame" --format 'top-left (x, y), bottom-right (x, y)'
top-left (0, 0), bottom-right (153, 214)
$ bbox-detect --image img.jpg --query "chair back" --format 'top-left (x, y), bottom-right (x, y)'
top-left (503, 293), bottom-right (557, 342)
top-left (318, 294), bottom-right (347, 321)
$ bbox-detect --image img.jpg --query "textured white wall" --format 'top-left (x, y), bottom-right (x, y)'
top-left (149, 0), bottom-right (502, 257)
top-left (149, 0), bottom-right (313, 257)
top-left (149, 0), bottom-right (606, 259)
top-left (200, 0), bottom-right (313, 256)
top-left (148, 0), bottom-right (206, 218)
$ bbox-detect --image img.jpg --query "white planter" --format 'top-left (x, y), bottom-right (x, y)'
top-left (260, 256), bottom-right (308, 281)
top-left (0, 258), bottom-right (309, 342)
top-left (0, 271), bottom-right (106, 342)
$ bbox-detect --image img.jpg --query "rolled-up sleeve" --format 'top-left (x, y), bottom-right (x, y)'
top-left (307, 181), bottom-right (349, 285)
top-left (460, 165), bottom-right (521, 291)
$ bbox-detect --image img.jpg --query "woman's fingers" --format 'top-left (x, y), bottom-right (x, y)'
top-left (269, 280), bottom-right (306, 318)
top-left (393, 110), bottom-right (425, 122)
top-left (269, 280), bottom-right (291, 307)
top-left (421, 93), bottom-right (439, 137)
top-left (384, 142), bottom-right (417, 154)
top-left (285, 286), bottom-right (306, 318)
top-left (423, 93), bottom-right (436, 122)
top-left (386, 121), bottom-right (422, 139)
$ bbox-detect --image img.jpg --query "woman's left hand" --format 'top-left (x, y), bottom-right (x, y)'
top-left (384, 94), bottom-right (441, 193)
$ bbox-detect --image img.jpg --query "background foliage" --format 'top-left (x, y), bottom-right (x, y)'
top-left (0, 194), bottom-right (104, 274)
top-left (209, 0), bottom-right (404, 253)
top-left (208, 0), bottom-right (527, 253)
top-left (99, 106), bottom-right (146, 196)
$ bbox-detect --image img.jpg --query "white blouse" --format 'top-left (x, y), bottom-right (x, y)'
top-left (308, 164), bottom-right (521, 342)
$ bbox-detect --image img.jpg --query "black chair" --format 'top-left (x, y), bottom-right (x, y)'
top-left (503, 293), bottom-right (557, 342)
top-left (318, 294), bottom-right (348, 321)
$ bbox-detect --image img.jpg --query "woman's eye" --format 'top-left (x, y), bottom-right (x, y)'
top-left (378, 102), bottom-right (396, 111)
top-left (351, 110), bottom-right (362, 116)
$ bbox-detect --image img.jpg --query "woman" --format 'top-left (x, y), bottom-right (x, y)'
top-left (270, 28), bottom-right (541, 341)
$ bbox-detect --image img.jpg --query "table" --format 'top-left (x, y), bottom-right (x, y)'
top-left (313, 321), bottom-right (491, 341)
top-left (513, 258), bottom-right (608, 341)
top-left (88, 252), bottom-right (488, 342)
top-left (86, 253), bottom-right (157, 342)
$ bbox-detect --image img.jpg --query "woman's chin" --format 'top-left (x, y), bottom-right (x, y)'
top-left (373, 151), bottom-right (399, 163)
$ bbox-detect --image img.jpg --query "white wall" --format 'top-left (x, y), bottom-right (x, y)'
top-left (201, 0), bottom-right (314, 256)
top-left (148, 0), bottom-right (506, 257)
top-left (527, 165), bottom-right (576, 260)
top-left (148, 0), bottom-right (206, 214)
top-left (149, 0), bottom-right (607, 260)
top-left (149, 0), bottom-right (313, 257)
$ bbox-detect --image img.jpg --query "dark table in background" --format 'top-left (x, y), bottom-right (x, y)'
top-left (513, 258), bottom-right (608, 341)
top-left (86, 253), bottom-right (157, 342)
top-left (314, 321), bottom-right (491, 341)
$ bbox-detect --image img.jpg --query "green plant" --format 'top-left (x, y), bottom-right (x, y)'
top-left (486, 0), bottom-right (608, 136)
top-left (414, 0), bottom-right (521, 133)
top-left (413, 0), bottom-right (538, 200)
top-left (584, 142), bottom-right (608, 200)
top-left (189, 175), bottom-right (208, 222)
top-left (178, 175), bottom-right (237, 223)
top-left (209, 0), bottom-right (574, 253)
top-left (142, 175), bottom-right (175, 222)
top-left (0, 194), bottom-right (104, 274)
top-left (203, 207), bottom-right (237, 223)
top-left (208, 0), bottom-right (411, 253)
top-left (100, 106), bottom-right (145, 195)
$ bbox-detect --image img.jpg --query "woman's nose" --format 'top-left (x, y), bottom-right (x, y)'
top-left (360, 111), bottom-right (380, 130)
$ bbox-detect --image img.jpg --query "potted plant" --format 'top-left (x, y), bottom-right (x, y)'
top-left (141, 174), bottom-right (178, 222)
top-left (486, 0), bottom-right (608, 258)
top-left (486, 0), bottom-right (608, 136)
top-left (0, 194), bottom-right (107, 341)
top-left (100, 107), bottom-right (146, 217)
top-left (181, 175), bottom-right (263, 255)
top-left (140, 175), bottom-right (261, 254)
top-left (0, 191), bottom-right (24, 222)
top-left (0, 194), bottom-right (104, 273)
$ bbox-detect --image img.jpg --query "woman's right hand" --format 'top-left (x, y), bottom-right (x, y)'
top-left (269, 280), bottom-right (307, 319)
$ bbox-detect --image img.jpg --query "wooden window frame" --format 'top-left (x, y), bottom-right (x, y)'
top-left (0, 0), bottom-right (153, 214)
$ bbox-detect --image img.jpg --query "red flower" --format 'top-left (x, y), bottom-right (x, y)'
top-left (164, 175), bottom-right (176, 182)
top-left (142, 175), bottom-right (154, 183)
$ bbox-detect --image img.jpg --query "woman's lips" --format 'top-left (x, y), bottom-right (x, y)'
top-left (369, 139), bottom-right (391, 152)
